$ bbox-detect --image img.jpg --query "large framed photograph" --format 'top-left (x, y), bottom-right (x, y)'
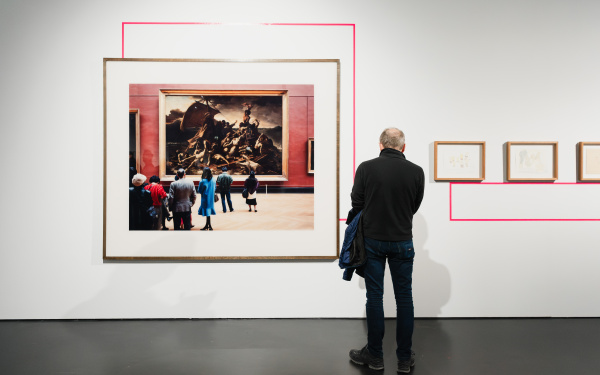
top-left (434, 141), bottom-right (485, 181)
top-left (105, 58), bottom-right (340, 260)
top-left (579, 142), bottom-right (600, 182)
top-left (507, 141), bottom-right (558, 181)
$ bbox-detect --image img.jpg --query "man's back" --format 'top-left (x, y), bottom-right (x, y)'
top-left (348, 128), bottom-right (423, 372)
top-left (217, 173), bottom-right (233, 191)
top-left (351, 148), bottom-right (424, 241)
top-left (169, 178), bottom-right (196, 212)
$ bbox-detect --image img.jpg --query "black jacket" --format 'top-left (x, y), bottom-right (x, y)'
top-left (351, 148), bottom-right (424, 241)
top-left (339, 210), bottom-right (366, 281)
top-left (129, 186), bottom-right (154, 230)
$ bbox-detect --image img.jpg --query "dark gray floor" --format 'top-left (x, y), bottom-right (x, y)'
top-left (1, 318), bottom-right (599, 375)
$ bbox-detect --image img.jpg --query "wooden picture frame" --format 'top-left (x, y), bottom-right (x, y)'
top-left (507, 141), bottom-right (558, 181)
top-left (104, 58), bottom-right (340, 260)
top-left (578, 142), bottom-right (600, 182)
top-left (308, 137), bottom-right (314, 174)
top-left (434, 141), bottom-right (485, 181)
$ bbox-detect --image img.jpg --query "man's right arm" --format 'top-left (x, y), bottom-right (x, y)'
top-left (413, 168), bottom-right (425, 214)
top-left (190, 182), bottom-right (197, 205)
top-left (168, 183), bottom-right (175, 211)
top-left (350, 164), bottom-right (365, 212)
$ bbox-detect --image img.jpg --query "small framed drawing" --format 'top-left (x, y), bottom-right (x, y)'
top-left (507, 141), bottom-right (558, 181)
top-left (579, 142), bottom-right (600, 181)
top-left (308, 138), bottom-right (314, 174)
top-left (434, 141), bottom-right (485, 181)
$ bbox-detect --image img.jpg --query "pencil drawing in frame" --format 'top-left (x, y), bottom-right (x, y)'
top-left (104, 58), bottom-right (340, 260)
top-left (506, 141), bottom-right (558, 182)
top-left (434, 141), bottom-right (485, 181)
top-left (578, 142), bottom-right (600, 182)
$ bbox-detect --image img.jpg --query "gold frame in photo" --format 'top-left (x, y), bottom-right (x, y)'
top-left (158, 89), bottom-right (290, 182)
top-left (129, 109), bottom-right (140, 173)
top-left (308, 137), bottom-right (314, 174)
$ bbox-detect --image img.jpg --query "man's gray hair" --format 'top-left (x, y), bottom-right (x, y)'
top-left (379, 128), bottom-right (405, 150)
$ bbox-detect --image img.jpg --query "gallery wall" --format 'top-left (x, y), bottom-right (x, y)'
top-left (1, 0), bottom-right (599, 319)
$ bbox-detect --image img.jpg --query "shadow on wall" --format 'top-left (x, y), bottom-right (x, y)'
top-left (412, 213), bottom-right (451, 317)
top-left (428, 142), bottom-right (436, 183)
top-left (67, 243), bottom-right (216, 319)
top-left (355, 213), bottom-right (451, 319)
top-left (141, 149), bottom-right (157, 177)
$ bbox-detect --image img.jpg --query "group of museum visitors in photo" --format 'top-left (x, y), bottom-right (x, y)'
top-left (128, 166), bottom-right (260, 231)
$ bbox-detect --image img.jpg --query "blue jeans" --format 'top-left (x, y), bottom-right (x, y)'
top-left (220, 191), bottom-right (233, 212)
top-left (364, 237), bottom-right (415, 361)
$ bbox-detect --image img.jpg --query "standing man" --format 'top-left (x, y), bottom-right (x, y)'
top-left (216, 166), bottom-right (234, 213)
top-left (349, 128), bottom-right (425, 373)
top-left (169, 168), bottom-right (196, 230)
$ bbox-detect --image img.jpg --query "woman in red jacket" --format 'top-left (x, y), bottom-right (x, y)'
top-left (145, 175), bottom-right (169, 230)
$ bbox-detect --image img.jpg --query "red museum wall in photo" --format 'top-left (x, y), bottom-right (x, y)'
top-left (130, 84), bottom-right (314, 188)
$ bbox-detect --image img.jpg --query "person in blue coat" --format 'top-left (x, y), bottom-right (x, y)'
top-left (197, 167), bottom-right (216, 230)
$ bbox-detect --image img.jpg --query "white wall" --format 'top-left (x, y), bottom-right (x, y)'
top-left (1, 0), bottom-right (599, 319)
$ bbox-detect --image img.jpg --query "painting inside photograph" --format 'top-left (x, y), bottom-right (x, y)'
top-left (161, 90), bottom-right (288, 180)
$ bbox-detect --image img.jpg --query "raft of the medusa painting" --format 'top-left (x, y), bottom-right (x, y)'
top-left (160, 90), bottom-right (288, 180)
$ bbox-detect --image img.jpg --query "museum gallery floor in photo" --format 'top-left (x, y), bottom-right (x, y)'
top-left (164, 192), bottom-right (314, 231)
top-left (1, 318), bottom-right (599, 375)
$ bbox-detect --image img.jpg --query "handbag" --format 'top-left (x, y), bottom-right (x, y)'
top-left (147, 206), bottom-right (158, 219)
top-left (242, 188), bottom-right (248, 199)
top-left (214, 193), bottom-right (219, 203)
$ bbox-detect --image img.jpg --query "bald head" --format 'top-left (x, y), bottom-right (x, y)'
top-left (379, 128), bottom-right (406, 151)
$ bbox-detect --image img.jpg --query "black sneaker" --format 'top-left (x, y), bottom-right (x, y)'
top-left (349, 345), bottom-right (384, 370)
top-left (397, 350), bottom-right (415, 373)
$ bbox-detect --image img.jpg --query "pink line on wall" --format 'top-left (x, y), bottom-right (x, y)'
top-left (449, 182), bottom-right (600, 221)
top-left (449, 182), bottom-right (453, 221)
top-left (121, 21), bottom-right (357, 218)
top-left (121, 22), bottom-right (356, 174)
